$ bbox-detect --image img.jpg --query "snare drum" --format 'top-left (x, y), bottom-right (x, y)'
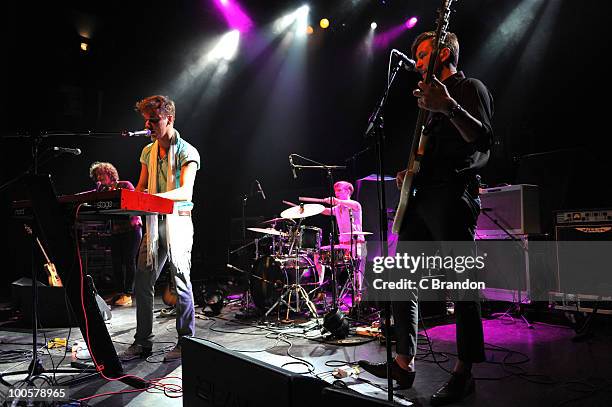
top-left (297, 226), bottom-right (322, 253)
top-left (319, 247), bottom-right (351, 266)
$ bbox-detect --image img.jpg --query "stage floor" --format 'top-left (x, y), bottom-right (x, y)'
top-left (1, 296), bottom-right (611, 406)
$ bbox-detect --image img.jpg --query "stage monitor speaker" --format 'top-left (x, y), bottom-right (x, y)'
top-left (11, 278), bottom-right (77, 327)
top-left (182, 337), bottom-right (327, 407)
top-left (477, 184), bottom-right (540, 236)
top-left (555, 216), bottom-right (612, 298)
top-left (321, 385), bottom-right (396, 406)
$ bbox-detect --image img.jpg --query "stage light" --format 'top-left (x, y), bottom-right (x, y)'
top-left (405, 16), bottom-right (418, 29)
top-left (320, 18), bottom-right (330, 29)
top-left (213, 0), bottom-right (253, 33)
top-left (295, 5), bottom-right (310, 37)
top-left (208, 30), bottom-right (240, 61)
top-left (273, 5), bottom-right (310, 35)
top-left (80, 41), bottom-right (89, 52)
top-left (306, 25), bottom-right (314, 35)
top-left (323, 309), bottom-right (349, 339)
top-left (370, 22), bottom-right (377, 30)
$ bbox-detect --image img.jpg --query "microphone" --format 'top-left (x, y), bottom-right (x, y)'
top-left (255, 180), bottom-right (266, 200)
top-left (391, 49), bottom-right (416, 71)
top-left (53, 146), bottom-right (81, 155)
top-left (289, 155), bottom-right (297, 179)
top-left (122, 129), bottom-right (151, 137)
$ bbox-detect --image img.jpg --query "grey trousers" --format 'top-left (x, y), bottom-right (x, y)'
top-left (134, 215), bottom-right (196, 348)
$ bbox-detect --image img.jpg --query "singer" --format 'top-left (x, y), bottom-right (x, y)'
top-left (117, 95), bottom-right (200, 363)
top-left (358, 31), bottom-right (494, 406)
top-left (88, 162), bottom-right (142, 306)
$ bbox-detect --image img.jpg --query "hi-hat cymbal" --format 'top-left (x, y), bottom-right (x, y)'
top-left (247, 227), bottom-right (286, 236)
top-left (339, 231), bottom-right (372, 236)
top-left (260, 217), bottom-right (296, 225)
top-left (280, 204), bottom-right (325, 219)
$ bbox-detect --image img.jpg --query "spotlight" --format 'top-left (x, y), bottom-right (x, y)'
top-left (80, 41), bottom-right (89, 52)
top-left (208, 30), bottom-right (240, 61)
top-left (306, 25), bottom-right (314, 35)
top-left (319, 18), bottom-right (330, 29)
top-left (405, 16), bottom-right (418, 29)
top-left (370, 22), bottom-right (377, 30)
top-left (323, 309), bottom-right (349, 339)
top-left (295, 5), bottom-right (310, 36)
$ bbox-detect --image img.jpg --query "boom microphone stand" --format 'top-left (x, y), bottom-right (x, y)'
top-left (0, 133), bottom-right (99, 389)
top-left (363, 55), bottom-right (407, 400)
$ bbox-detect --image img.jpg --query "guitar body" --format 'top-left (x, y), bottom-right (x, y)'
top-left (392, 0), bottom-right (455, 234)
top-left (45, 262), bottom-right (63, 287)
top-left (162, 274), bottom-right (178, 307)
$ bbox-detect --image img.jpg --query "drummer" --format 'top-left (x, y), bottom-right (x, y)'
top-left (312, 181), bottom-right (367, 299)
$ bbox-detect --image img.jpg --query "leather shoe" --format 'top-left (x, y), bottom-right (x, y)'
top-left (430, 372), bottom-right (475, 406)
top-left (357, 359), bottom-right (415, 389)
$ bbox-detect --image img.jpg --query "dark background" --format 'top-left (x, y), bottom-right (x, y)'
top-left (3, 0), bottom-right (611, 295)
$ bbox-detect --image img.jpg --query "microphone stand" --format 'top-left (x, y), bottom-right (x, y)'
top-left (0, 132), bottom-right (100, 390)
top-left (290, 155), bottom-right (346, 324)
top-left (363, 59), bottom-right (404, 401)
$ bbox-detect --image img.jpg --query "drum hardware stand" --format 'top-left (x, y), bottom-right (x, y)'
top-left (289, 154), bottom-right (348, 337)
top-left (264, 230), bottom-right (322, 326)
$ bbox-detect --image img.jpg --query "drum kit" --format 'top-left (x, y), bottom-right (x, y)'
top-left (245, 203), bottom-right (371, 321)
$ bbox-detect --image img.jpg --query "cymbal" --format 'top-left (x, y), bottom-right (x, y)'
top-left (247, 227), bottom-right (286, 236)
top-left (280, 204), bottom-right (325, 219)
top-left (260, 217), bottom-right (296, 225)
top-left (339, 231), bottom-right (372, 236)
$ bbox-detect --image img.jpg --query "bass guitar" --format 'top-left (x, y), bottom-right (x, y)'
top-left (392, 0), bottom-right (456, 234)
top-left (24, 225), bottom-right (63, 287)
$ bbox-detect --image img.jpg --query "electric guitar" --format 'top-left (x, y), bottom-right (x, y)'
top-left (162, 270), bottom-right (177, 307)
top-left (24, 225), bottom-right (63, 287)
top-left (392, 0), bottom-right (456, 234)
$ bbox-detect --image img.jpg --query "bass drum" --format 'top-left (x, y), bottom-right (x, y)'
top-left (250, 256), bottom-right (287, 311)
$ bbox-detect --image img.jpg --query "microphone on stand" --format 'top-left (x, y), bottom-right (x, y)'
top-left (289, 155), bottom-right (297, 179)
top-left (121, 129), bottom-right (151, 137)
top-left (255, 180), bottom-right (266, 200)
top-left (52, 147), bottom-right (82, 155)
top-left (391, 49), bottom-right (416, 71)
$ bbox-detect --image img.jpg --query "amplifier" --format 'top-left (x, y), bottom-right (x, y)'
top-left (475, 235), bottom-right (556, 303)
top-left (554, 217), bottom-right (612, 300)
top-left (555, 209), bottom-right (612, 225)
top-left (476, 184), bottom-right (540, 236)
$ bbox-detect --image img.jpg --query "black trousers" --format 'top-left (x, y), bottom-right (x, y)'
top-left (394, 181), bottom-right (485, 363)
top-left (110, 226), bottom-right (143, 295)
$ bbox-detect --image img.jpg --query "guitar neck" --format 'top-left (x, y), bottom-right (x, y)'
top-left (35, 237), bottom-right (52, 264)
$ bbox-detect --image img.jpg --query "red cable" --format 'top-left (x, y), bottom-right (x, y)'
top-left (73, 204), bottom-right (183, 401)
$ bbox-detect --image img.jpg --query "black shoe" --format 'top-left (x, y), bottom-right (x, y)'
top-left (430, 372), bottom-right (475, 406)
top-left (357, 359), bottom-right (416, 389)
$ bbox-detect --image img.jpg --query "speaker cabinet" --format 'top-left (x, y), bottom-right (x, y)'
top-left (476, 235), bottom-right (556, 303)
top-left (555, 222), bottom-right (612, 298)
top-left (182, 337), bottom-right (327, 407)
top-left (477, 184), bottom-right (540, 236)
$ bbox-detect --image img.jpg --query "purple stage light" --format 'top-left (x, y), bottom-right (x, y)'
top-left (213, 0), bottom-right (254, 33)
top-left (405, 17), bottom-right (418, 29)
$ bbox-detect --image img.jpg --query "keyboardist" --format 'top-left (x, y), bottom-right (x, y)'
top-left (88, 161), bottom-right (142, 307)
top-left (118, 95), bottom-right (200, 364)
